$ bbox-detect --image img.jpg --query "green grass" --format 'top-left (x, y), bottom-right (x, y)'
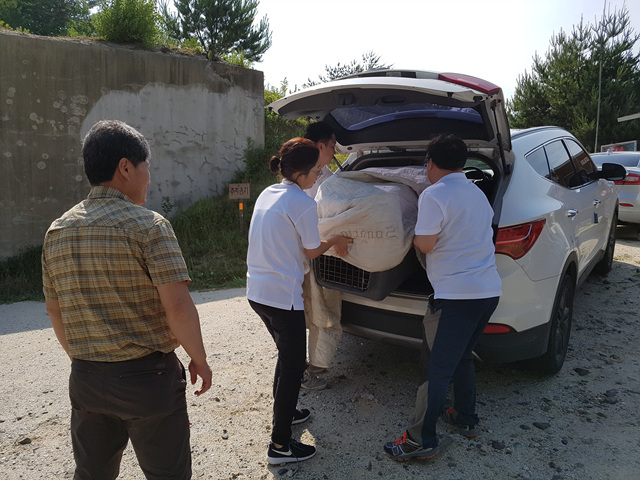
top-left (171, 183), bottom-right (265, 292)
top-left (0, 246), bottom-right (45, 304)
top-left (0, 175), bottom-right (278, 304)
top-left (0, 184), bottom-right (270, 304)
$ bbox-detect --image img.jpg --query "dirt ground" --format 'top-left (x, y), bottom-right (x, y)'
top-left (1, 224), bottom-right (639, 480)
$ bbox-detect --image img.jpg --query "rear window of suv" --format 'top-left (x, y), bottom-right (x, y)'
top-left (525, 147), bottom-right (550, 177)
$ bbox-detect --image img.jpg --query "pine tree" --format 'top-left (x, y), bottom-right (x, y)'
top-left (161, 0), bottom-right (271, 62)
top-left (508, 5), bottom-right (640, 151)
top-left (304, 51), bottom-right (393, 87)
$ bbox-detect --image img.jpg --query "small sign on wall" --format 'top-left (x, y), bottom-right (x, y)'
top-left (229, 183), bottom-right (250, 199)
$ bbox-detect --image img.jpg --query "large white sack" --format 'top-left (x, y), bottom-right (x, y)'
top-left (336, 166), bottom-right (429, 197)
top-left (316, 169), bottom-right (424, 272)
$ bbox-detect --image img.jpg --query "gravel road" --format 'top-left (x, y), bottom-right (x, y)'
top-left (1, 225), bottom-right (639, 480)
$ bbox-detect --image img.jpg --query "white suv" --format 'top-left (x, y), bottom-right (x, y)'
top-left (269, 70), bottom-right (625, 373)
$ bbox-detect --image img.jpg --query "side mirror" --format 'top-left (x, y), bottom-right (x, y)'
top-left (598, 162), bottom-right (627, 182)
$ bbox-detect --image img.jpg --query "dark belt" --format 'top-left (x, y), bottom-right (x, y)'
top-left (71, 351), bottom-right (177, 375)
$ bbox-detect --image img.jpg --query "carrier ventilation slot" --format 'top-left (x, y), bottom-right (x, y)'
top-left (316, 255), bottom-right (370, 291)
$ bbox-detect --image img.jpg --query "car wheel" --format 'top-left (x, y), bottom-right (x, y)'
top-left (593, 210), bottom-right (617, 276)
top-left (537, 272), bottom-right (575, 374)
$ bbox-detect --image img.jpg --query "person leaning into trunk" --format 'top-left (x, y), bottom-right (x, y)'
top-left (42, 119), bottom-right (213, 479)
top-left (384, 133), bottom-right (502, 461)
top-left (302, 121), bottom-right (337, 199)
top-left (246, 137), bottom-right (352, 465)
top-left (301, 121), bottom-right (340, 391)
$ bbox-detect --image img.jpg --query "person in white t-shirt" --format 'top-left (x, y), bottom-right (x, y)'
top-left (301, 121), bottom-right (339, 390)
top-left (303, 121), bottom-right (337, 200)
top-left (246, 137), bottom-right (352, 465)
top-left (384, 134), bottom-right (502, 462)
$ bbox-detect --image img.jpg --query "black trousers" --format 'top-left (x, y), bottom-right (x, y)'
top-left (69, 351), bottom-right (191, 480)
top-left (249, 300), bottom-right (307, 446)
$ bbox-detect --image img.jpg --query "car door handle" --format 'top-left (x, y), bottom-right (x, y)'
top-left (566, 209), bottom-right (578, 217)
top-left (593, 199), bottom-right (601, 206)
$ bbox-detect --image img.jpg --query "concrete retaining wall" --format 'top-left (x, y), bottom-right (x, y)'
top-left (0, 31), bottom-right (264, 259)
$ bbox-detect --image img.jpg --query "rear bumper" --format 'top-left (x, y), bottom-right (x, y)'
top-left (618, 207), bottom-right (640, 224)
top-left (474, 322), bottom-right (548, 363)
top-left (618, 188), bottom-right (640, 224)
top-left (342, 300), bottom-right (423, 349)
top-left (341, 298), bottom-right (549, 364)
top-left (334, 254), bottom-right (559, 364)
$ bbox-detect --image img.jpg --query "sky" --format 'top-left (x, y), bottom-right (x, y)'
top-left (253, 0), bottom-right (640, 101)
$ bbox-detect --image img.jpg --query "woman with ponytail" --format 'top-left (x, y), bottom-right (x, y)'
top-left (246, 137), bottom-right (352, 465)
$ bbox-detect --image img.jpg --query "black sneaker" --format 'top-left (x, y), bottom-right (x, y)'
top-left (271, 409), bottom-right (311, 429)
top-left (383, 431), bottom-right (439, 461)
top-left (267, 439), bottom-right (316, 465)
top-left (441, 407), bottom-right (478, 438)
top-left (291, 408), bottom-right (310, 425)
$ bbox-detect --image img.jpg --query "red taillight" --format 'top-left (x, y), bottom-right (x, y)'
top-left (614, 172), bottom-right (640, 185)
top-left (495, 219), bottom-right (546, 260)
top-left (483, 324), bottom-right (513, 334)
top-left (438, 73), bottom-right (501, 95)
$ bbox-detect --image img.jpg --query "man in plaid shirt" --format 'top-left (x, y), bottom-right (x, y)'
top-left (42, 120), bottom-right (212, 479)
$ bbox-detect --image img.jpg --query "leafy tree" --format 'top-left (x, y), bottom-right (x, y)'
top-left (304, 51), bottom-right (393, 87)
top-left (93, 0), bottom-right (161, 47)
top-left (508, 6), bottom-right (640, 152)
top-left (160, 0), bottom-right (271, 62)
top-left (0, 0), bottom-right (92, 35)
top-left (0, 0), bottom-right (17, 23)
top-left (66, 0), bottom-right (99, 37)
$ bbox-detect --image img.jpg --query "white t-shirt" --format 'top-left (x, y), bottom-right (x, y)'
top-left (304, 165), bottom-right (333, 199)
top-left (415, 172), bottom-right (502, 300)
top-left (246, 180), bottom-right (322, 310)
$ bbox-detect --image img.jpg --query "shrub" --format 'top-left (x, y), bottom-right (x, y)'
top-left (0, 20), bottom-right (30, 33)
top-left (223, 49), bottom-right (251, 68)
top-left (94, 0), bottom-right (160, 48)
top-left (179, 36), bottom-right (203, 54)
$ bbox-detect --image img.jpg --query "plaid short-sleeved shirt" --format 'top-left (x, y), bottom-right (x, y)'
top-left (42, 186), bottom-right (191, 361)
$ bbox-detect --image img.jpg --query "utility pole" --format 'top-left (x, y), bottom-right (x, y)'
top-left (594, 0), bottom-right (608, 153)
top-left (595, 55), bottom-right (602, 153)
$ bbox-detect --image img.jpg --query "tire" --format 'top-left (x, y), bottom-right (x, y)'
top-left (536, 272), bottom-right (575, 374)
top-left (593, 210), bottom-right (617, 276)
